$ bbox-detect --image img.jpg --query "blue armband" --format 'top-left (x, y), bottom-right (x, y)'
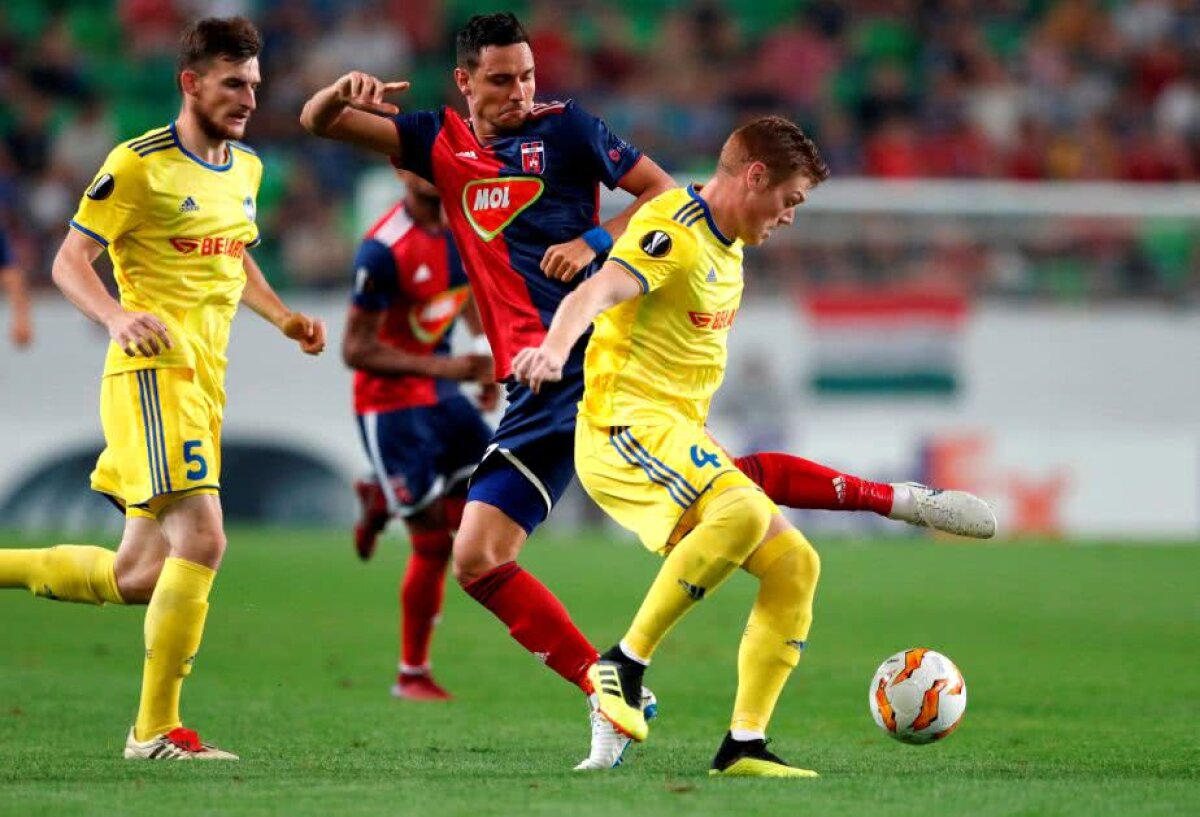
top-left (582, 226), bottom-right (613, 255)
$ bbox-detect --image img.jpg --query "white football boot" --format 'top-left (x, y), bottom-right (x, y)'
top-left (889, 482), bottom-right (997, 539)
top-left (124, 727), bottom-right (239, 760)
top-left (574, 687), bottom-right (658, 770)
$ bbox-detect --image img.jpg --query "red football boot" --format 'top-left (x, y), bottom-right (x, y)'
top-left (353, 479), bottom-right (391, 561)
top-left (391, 671), bottom-right (453, 701)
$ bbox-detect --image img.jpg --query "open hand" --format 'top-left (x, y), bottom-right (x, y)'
top-left (511, 345), bottom-right (565, 394)
top-left (106, 309), bottom-right (171, 357)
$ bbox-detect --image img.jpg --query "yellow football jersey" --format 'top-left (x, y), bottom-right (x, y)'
top-left (70, 123), bottom-right (262, 406)
top-left (581, 185), bottom-right (744, 427)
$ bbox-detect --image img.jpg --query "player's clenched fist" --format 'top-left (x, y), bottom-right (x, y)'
top-left (106, 308), bottom-right (172, 357)
top-left (281, 311), bottom-right (327, 355)
top-left (511, 345), bottom-right (565, 394)
top-left (335, 72), bottom-right (410, 116)
top-left (540, 238), bottom-right (596, 282)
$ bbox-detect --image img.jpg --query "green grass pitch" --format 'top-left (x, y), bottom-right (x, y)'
top-left (1, 529), bottom-right (1198, 816)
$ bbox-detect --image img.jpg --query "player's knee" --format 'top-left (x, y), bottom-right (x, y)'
top-left (791, 535), bottom-right (821, 589)
top-left (451, 539), bottom-right (501, 587)
top-left (113, 545), bottom-right (167, 603)
top-left (704, 488), bottom-right (774, 564)
top-left (173, 526), bottom-right (227, 569)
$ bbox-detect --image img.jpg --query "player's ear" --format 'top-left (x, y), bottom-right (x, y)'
top-left (453, 67), bottom-right (471, 98)
top-left (180, 69), bottom-right (202, 98)
top-left (746, 161), bottom-right (770, 192)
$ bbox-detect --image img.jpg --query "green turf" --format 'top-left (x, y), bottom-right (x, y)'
top-left (1, 530), bottom-right (1198, 816)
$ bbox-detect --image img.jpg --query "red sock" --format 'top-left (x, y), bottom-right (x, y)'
top-left (400, 529), bottom-right (453, 669)
top-left (464, 562), bottom-right (599, 690)
top-left (735, 452), bottom-right (895, 515)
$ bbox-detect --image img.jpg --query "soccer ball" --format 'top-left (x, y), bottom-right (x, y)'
top-left (869, 648), bottom-right (967, 744)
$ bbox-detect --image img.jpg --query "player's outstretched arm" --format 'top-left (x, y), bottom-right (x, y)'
top-left (300, 71), bottom-right (409, 157)
top-left (541, 156), bottom-right (675, 283)
top-left (242, 252), bottom-right (326, 355)
top-left (52, 228), bottom-right (171, 357)
top-left (1, 263), bottom-right (32, 348)
top-left (512, 262), bottom-right (643, 393)
top-left (342, 305), bottom-right (492, 381)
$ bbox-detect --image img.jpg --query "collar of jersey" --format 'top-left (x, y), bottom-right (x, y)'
top-left (170, 122), bottom-right (234, 172)
top-left (686, 184), bottom-right (733, 246)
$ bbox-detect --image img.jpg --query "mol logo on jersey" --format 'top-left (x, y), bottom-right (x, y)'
top-left (688, 309), bottom-right (738, 330)
top-left (462, 177), bottom-right (545, 241)
top-left (169, 236), bottom-right (247, 258)
top-left (408, 286), bottom-right (471, 344)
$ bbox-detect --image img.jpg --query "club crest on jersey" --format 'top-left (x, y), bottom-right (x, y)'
top-left (462, 177), bottom-right (545, 241)
top-left (520, 140), bottom-right (545, 174)
top-left (243, 195), bottom-right (256, 222)
top-left (640, 230), bottom-right (672, 257)
top-left (408, 286), bottom-right (471, 343)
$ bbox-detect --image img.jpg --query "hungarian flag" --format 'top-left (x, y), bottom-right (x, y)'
top-left (801, 291), bottom-right (968, 396)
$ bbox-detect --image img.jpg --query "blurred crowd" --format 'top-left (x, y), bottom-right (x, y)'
top-left (0, 0), bottom-right (1197, 302)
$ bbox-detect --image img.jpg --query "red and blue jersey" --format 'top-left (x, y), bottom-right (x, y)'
top-left (351, 201), bottom-right (471, 414)
top-left (389, 101), bottom-right (643, 379)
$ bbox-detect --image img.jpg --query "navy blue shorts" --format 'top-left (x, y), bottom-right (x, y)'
top-left (467, 348), bottom-right (585, 534)
top-left (357, 395), bottom-right (492, 518)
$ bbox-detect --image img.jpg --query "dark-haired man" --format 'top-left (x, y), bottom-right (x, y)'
top-left (345, 170), bottom-right (496, 701)
top-left (302, 12), bottom-right (994, 770)
top-left (513, 116), bottom-right (833, 778)
top-left (0, 17), bottom-right (325, 760)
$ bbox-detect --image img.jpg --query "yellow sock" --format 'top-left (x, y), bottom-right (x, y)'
top-left (731, 528), bottom-right (821, 734)
top-left (134, 557), bottom-right (215, 741)
top-left (0, 545), bottom-right (124, 605)
top-left (624, 488), bottom-right (773, 660)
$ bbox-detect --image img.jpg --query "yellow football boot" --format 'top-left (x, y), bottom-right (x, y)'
top-left (586, 659), bottom-right (648, 742)
top-left (708, 732), bottom-right (818, 779)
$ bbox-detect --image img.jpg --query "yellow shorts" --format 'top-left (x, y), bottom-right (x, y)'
top-left (91, 368), bottom-right (222, 518)
top-left (575, 420), bottom-right (774, 553)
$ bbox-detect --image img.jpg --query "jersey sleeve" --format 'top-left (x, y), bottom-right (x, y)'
top-left (564, 101), bottom-right (643, 190)
top-left (69, 146), bottom-right (147, 248)
top-left (389, 109), bottom-right (442, 184)
top-left (351, 238), bottom-right (400, 311)
top-left (608, 214), bottom-right (698, 294)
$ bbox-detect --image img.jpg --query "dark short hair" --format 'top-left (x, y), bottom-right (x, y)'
top-left (456, 12), bottom-right (530, 71)
top-left (720, 116), bottom-right (831, 186)
top-left (177, 16), bottom-right (261, 81)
